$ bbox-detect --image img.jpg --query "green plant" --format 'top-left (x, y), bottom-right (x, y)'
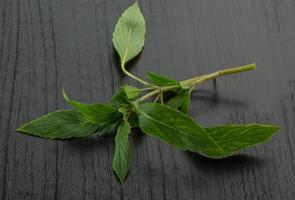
top-left (17, 2), bottom-right (279, 184)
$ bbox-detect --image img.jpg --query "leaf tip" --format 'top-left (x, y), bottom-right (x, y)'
top-left (264, 124), bottom-right (280, 132)
top-left (118, 177), bottom-right (125, 185)
top-left (272, 125), bottom-right (280, 132)
top-left (16, 123), bottom-right (27, 132)
top-left (113, 166), bottom-right (127, 185)
top-left (133, 1), bottom-right (139, 8)
top-left (62, 88), bottom-right (70, 102)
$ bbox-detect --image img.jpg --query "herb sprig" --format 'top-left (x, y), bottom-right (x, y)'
top-left (17, 2), bottom-right (279, 184)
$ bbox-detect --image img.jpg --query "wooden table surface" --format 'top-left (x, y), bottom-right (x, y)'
top-left (1, 0), bottom-right (295, 199)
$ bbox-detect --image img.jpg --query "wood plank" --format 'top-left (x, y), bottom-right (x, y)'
top-left (0, 0), bottom-right (294, 199)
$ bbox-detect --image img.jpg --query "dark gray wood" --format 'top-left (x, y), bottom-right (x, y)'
top-left (1, 0), bottom-right (295, 199)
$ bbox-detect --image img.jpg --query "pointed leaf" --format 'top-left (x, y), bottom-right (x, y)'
top-left (63, 89), bottom-right (121, 126)
top-left (180, 92), bottom-right (190, 114)
top-left (123, 85), bottom-right (141, 99)
top-left (138, 103), bottom-right (279, 158)
top-left (111, 88), bottom-right (136, 109)
top-left (205, 124), bottom-right (279, 154)
top-left (167, 90), bottom-right (190, 113)
top-left (17, 111), bottom-right (99, 139)
top-left (75, 104), bottom-right (121, 125)
top-left (146, 72), bottom-right (178, 86)
top-left (166, 94), bottom-right (184, 110)
top-left (112, 2), bottom-right (145, 67)
top-left (111, 89), bottom-right (130, 107)
top-left (112, 121), bottom-right (131, 184)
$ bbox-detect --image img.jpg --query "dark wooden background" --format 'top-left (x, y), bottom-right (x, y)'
top-left (1, 0), bottom-right (295, 199)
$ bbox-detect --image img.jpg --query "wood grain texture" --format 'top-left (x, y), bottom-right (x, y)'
top-left (1, 0), bottom-right (295, 199)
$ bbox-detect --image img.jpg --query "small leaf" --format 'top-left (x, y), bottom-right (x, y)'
top-left (123, 85), bottom-right (141, 99)
top-left (146, 72), bottom-right (178, 86)
top-left (63, 89), bottom-right (121, 126)
top-left (180, 92), bottom-right (190, 114)
top-left (205, 124), bottom-right (279, 154)
top-left (73, 103), bottom-right (121, 127)
top-left (166, 94), bottom-right (184, 110)
top-left (166, 90), bottom-right (190, 113)
top-left (112, 121), bottom-right (131, 184)
top-left (112, 89), bottom-right (132, 107)
top-left (17, 111), bottom-right (99, 139)
top-left (112, 85), bottom-right (141, 108)
top-left (179, 81), bottom-right (190, 90)
top-left (112, 2), bottom-right (145, 67)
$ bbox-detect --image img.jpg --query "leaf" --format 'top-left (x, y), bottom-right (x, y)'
top-left (94, 120), bottom-right (121, 136)
top-left (205, 124), bottom-right (279, 154)
top-left (123, 85), bottom-right (141, 99)
top-left (17, 111), bottom-right (99, 139)
top-left (146, 72), bottom-right (178, 86)
top-left (179, 81), bottom-right (190, 90)
top-left (63, 89), bottom-right (121, 126)
top-left (180, 92), bottom-right (190, 114)
top-left (166, 94), bottom-right (184, 109)
top-left (112, 89), bottom-right (130, 107)
top-left (112, 121), bottom-right (131, 184)
top-left (138, 103), bottom-right (279, 158)
top-left (111, 85), bottom-right (141, 108)
top-left (166, 90), bottom-right (190, 113)
top-left (72, 103), bottom-right (119, 126)
top-left (112, 2), bottom-right (145, 67)
top-left (111, 88), bottom-right (135, 109)
top-left (138, 103), bottom-right (224, 158)
top-left (118, 105), bottom-right (139, 128)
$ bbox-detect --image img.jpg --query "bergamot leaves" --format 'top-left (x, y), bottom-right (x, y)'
top-left (112, 2), bottom-right (145, 68)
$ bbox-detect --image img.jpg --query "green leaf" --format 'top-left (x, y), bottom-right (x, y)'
top-left (78, 104), bottom-right (122, 126)
top-left (146, 72), bottom-right (178, 86)
top-left (112, 121), bottom-right (131, 184)
top-left (112, 85), bottom-right (141, 108)
top-left (123, 85), bottom-right (141, 99)
top-left (166, 94), bottom-right (184, 109)
top-left (63, 89), bottom-right (121, 126)
top-left (112, 2), bottom-right (145, 67)
top-left (180, 92), bottom-right (190, 114)
top-left (138, 103), bottom-right (224, 158)
top-left (166, 90), bottom-right (190, 113)
top-left (138, 103), bottom-right (279, 158)
top-left (72, 103), bottom-right (119, 126)
top-left (112, 89), bottom-right (130, 107)
top-left (17, 111), bottom-right (99, 139)
top-left (205, 124), bottom-right (279, 154)
top-left (179, 81), bottom-right (190, 90)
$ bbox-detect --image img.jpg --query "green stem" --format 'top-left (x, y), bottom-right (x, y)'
top-left (154, 93), bottom-right (160, 102)
top-left (160, 92), bottom-right (164, 104)
top-left (121, 65), bottom-right (150, 86)
top-left (182, 63), bottom-right (256, 85)
top-left (134, 63), bottom-right (256, 104)
top-left (135, 85), bottom-right (178, 103)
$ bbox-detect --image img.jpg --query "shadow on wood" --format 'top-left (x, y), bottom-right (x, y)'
top-left (184, 151), bottom-right (265, 175)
